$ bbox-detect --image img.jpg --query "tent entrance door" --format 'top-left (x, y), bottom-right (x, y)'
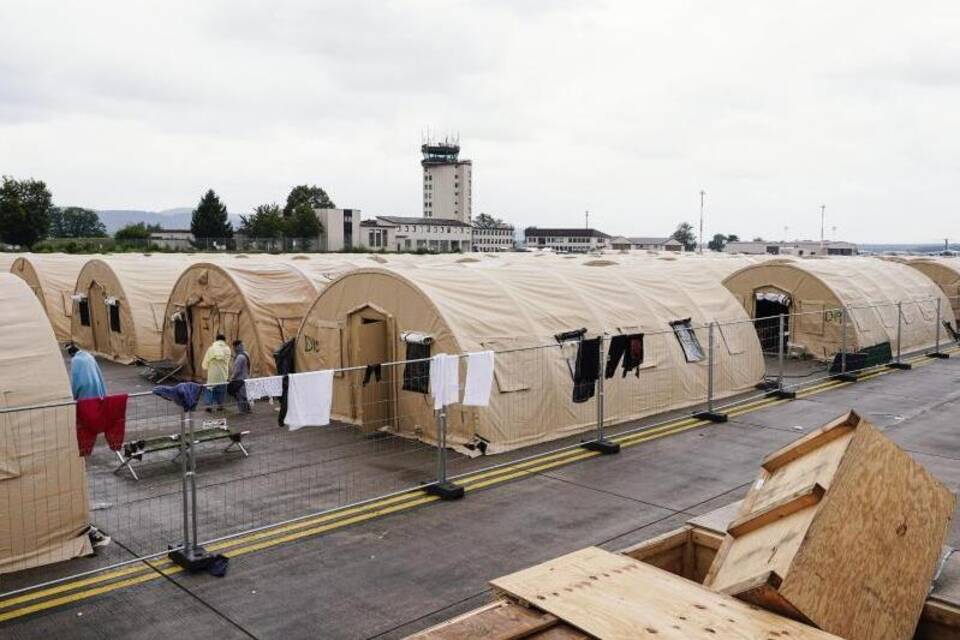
top-left (189, 305), bottom-right (218, 380)
top-left (349, 308), bottom-right (394, 432)
top-left (88, 282), bottom-right (112, 355)
top-left (755, 294), bottom-right (790, 354)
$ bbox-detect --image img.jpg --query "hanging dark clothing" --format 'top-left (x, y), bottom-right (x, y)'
top-left (572, 338), bottom-right (601, 403)
top-left (278, 375), bottom-right (290, 427)
top-left (273, 339), bottom-right (296, 376)
top-left (605, 334), bottom-right (644, 378)
top-left (363, 364), bottom-right (382, 386)
top-left (153, 382), bottom-right (204, 411)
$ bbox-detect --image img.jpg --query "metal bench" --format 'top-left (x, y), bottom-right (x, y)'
top-left (113, 419), bottom-right (249, 480)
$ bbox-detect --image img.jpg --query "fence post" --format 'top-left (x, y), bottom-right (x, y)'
top-left (168, 407), bottom-right (213, 571)
top-left (424, 358), bottom-right (464, 500)
top-left (889, 301), bottom-right (912, 370)
top-left (695, 322), bottom-right (728, 422)
top-left (927, 297), bottom-right (951, 359)
top-left (582, 334), bottom-right (620, 454)
top-left (773, 313), bottom-right (797, 398)
top-left (833, 305), bottom-right (858, 382)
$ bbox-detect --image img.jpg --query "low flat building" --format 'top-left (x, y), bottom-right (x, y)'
top-left (472, 222), bottom-right (515, 252)
top-left (610, 236), bottom-right (684, 252)
top-left (148, 229), bottom-right (194, 250)
top-left (361, 216), bottom-right (472, 252)
top-left (725, 240), bottom-right (858, 257)
top-left (315, 208), bottom-right (360, 252)
top-left (524, 227), bottom-right (611, 253)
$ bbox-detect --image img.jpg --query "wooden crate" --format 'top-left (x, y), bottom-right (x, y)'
top-left (490, 547), bottom-right (841, 639)
top-left (704, 410), bottom-right (956, 640)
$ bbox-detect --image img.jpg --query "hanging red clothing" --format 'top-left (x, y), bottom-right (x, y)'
top-left (76, 394), bottom-right (128, 456)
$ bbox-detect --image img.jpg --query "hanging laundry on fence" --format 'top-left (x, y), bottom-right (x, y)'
top-left (362, 364), bottom-right (382, 386)
top-left (244, 375), bottom-right (283, 401)
top-left (605, 333), bottom-right (644, 378)
top-left (284, 370), bottom-right (334, 430)
top-left (429, 354), bottom-right (460, 409)
top-left (76, 394), bottom-right (129, 455)
top-left (153, 382), bottom-right (204, 411)
top-left (572, 338), bottom-right (601, 403)
top-left (463, 351), bottom-right (495, 407)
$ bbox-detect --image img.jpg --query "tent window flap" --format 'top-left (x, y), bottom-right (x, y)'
top-left (402, 341), bottom-right (431, 393)
top-left (173, 313), bottom-right (188, 345)
top-left (78, 299), bottom-right (90, 327)
top-left (109, 304), bottom-right (121, 333)
top-left (670, 319), bottom-right (704, 363)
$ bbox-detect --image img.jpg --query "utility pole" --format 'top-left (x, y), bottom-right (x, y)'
top-left (820, 204), bottom-right (826, 254)
top-left (699, 190), bottom-right (706, 254)
top-left (585, 210), bottom-right (589, 229)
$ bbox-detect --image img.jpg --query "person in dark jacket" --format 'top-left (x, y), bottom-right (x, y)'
top-left (230, 339), bottom-right (251, 414)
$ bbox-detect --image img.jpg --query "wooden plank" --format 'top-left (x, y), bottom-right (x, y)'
top-left (408, 600), bottom-right (560, 640)
top-left (760, 410), bottom-right (858, 472)
top-left (917, 599), bottom-right (960, 639)
top-left (491, 547), bottom-right (841, 639)
top-left (727, 483), bottom-right (826, 538)
top-left (686, 500), bottom-right (742, 535)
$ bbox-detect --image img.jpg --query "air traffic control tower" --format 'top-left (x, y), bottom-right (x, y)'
top-left (421, 139), bottom-right (472, 223)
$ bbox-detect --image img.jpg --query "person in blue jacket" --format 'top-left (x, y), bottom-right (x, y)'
top-left (67, 344), bottom-right (106, 400)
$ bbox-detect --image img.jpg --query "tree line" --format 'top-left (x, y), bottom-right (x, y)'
top-left (669, 221), bottom-right (739, 252)
top-left (0, 176), bottom-right (336, 249)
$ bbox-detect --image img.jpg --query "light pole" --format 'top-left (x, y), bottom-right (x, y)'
top-left (820, 204), bottom-right (826, 254)
top-left (699, 190), bottom-right (706, 254)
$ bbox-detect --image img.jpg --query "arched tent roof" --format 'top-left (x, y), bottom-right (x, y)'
top-left (723, 257), bottom-right (954, 360)
top-left (9, 254), bottom-right (90, 342)
top-left (903, 258), bottom-right (960, 319)
top-left (295, 262), bottom-right (763, 453)
top-left (162, 261), bottom-right (326, 379)
top-left (71, 257), bottom-right (192, 363)
top-left (0, 253), bottom-right (19, 272)
top-left (0, 274), bottom-right (90, 572)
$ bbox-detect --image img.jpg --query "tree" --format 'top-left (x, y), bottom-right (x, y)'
top-left (0, 176), bottom-right (53, 247)
top-left (707, 233), bottom-right (728, 252)
top-left (284, 201), bottom-right (322, 238)
top-left (671, 221), bottom-right (697, 252)
top-left (752, 236), bottom-right (764, 242)
top-left (727, 234), bottom-right (739, 242)
top-left (191, 189), bottom-right (233, 239)
top-left (239, 203), bottom-right (285, 238)
top-left (115, 222), bottom-right (161, 242)
top-left (283, 184), bottom-right (335, 217)
top-left (49, 206), bottom-right (107, 238)
top-left (473, 212), bottom-right (504, 228)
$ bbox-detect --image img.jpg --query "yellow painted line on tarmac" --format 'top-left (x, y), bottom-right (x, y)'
top-left (3, 351), bottom-right (955, 622)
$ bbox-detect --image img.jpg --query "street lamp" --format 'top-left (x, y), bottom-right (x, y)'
top-left (699, 190), bottom-right (706, 254)
top-left (820, 204), bottom-right (826, 254)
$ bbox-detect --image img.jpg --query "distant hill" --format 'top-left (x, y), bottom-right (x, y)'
top-left (860, 243), bottom-right (959, 254)
top-left (96, 208), bottom-right (244, 234)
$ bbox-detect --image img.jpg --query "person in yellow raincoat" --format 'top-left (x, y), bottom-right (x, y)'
top-left (202, 333), bottom-right (232, 412)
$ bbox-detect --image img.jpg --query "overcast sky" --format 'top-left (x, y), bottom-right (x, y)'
top-left (2, 1), bottom-right (959, 243)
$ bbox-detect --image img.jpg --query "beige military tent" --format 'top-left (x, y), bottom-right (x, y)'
top-left (0, 274), bottom-right (91, 573)
top-left (162, 261), bottom-right (337, 379)
top-left (0, 253), bottom-right (19, 273)
top-left (71, 257), bottom-right (192, 363)
top-left (903, 258), bottom-right (960, 319)
top-left (294, 262), bottom-right (764, 454)
top-left (9, 254), bottom-right (90, 342)
top-left (723, 257), bottom-right (954, 361)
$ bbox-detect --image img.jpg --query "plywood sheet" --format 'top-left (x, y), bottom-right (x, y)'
top-left (491, 547), bottom-right (840, 639)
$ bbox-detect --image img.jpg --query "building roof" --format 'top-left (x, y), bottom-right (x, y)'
top-left (375, 216), bottom-right (472, 228)
top-left (524, 227), bottom-right (611, 239)
top-left (629, 236), bottom-right (678, 245)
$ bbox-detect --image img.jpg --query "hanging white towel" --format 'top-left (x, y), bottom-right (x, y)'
top-left (245, 375), bottom-right (283, 401)
top-left (463, 351), bottom-right (495, 407)
top-left (429, 354), bottom-right (460, 409)
top-left (284, 370), bottom-right (334, 430)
